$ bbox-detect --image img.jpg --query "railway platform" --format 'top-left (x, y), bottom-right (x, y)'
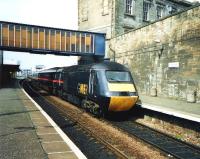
top-left (0, 80), bottom-right (86, 159)
top-left (139, 95), bottom-right (200, 123)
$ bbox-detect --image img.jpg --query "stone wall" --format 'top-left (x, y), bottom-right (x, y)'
top-left (78, 0), bottom-right (113, 39)
top-left (109, 6), bottom-right (200, 103)
top-left (114, 0), bottom-right (191, 35)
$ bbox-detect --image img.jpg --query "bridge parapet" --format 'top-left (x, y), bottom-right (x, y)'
top-left (0, 21), bottom-right (105, 57)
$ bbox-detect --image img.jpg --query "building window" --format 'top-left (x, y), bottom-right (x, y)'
top-left (125, 0), bottom-right (133, 15)
top-left (82, 3), bottom-right (88, 22)
top-left (143, 1), bottom-right (150, 21)
top-left (157, 5), bottom-right (164, 19)
top-left (169, 7), bottom-right (177, 14)
top-left (102, 0), bottom-right (109, 15)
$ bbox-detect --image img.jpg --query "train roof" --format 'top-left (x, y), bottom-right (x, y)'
top-left (38, 67), bottom-right (61, 73)
top-left (63, 61), bottom-right (129, 72)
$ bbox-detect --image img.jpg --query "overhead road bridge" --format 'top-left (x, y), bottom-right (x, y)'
top-left (0, 21), bottom-right (105, 57)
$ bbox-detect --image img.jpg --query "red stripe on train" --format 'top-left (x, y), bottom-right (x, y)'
top-left (53, 80), bottom-right (64, 83)
top-left (38, 78), bottom-right (53, 82)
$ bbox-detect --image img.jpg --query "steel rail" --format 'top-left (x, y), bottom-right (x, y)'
top-left (50, 104), bottom-right (129, 159)
top-left (23, 80), bottom-right (200, 159)
top-left (110, 120), bottom-right (200, 159)
top-left (23, 81), bottom-right (129, 159)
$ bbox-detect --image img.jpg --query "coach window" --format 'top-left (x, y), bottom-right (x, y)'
top-left (90, 71), bottom-right (99, 96)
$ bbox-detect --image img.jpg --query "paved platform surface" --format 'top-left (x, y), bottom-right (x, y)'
top-left (139, 95), bottom-right (200, 123)
top-left (0, 81), bottom-right (86, 159)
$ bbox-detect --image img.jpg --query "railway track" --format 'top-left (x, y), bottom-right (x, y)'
top-left (49, 100), bottom-right (129, 159)
top-left (22, 80), bottom-right (129, 159)
top-left (109, 118), bottom-right (200, 159)
top-left (22, 80), bottom-right (200, 159)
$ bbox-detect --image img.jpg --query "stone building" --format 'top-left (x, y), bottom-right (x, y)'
top-left (109, 5), bottom-right (200, 103)
top-left (78, 1), bottom-right (200, 103)
top-left (78, 0), bottom-right (193, 38)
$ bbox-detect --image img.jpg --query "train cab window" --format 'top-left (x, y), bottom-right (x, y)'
top-left (106, 71), bottom-right (131, 82)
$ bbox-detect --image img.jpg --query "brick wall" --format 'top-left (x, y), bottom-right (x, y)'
top-left (109, 5), bottom-right (200, 103)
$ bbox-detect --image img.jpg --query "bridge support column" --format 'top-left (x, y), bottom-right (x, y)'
top-left (0, 50), bottom-right (3, 88)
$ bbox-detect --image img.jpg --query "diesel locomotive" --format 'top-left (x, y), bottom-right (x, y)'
top-left (32, 61), bottom-right (139, 116)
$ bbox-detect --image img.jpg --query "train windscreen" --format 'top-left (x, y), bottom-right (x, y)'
top-left (106, 71), bottom-right (131, 82)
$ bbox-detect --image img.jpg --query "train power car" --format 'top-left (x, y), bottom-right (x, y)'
top-left (34, 61), bottom-right (139, 117)
top-left (53, 61), bottom-right (139, 116)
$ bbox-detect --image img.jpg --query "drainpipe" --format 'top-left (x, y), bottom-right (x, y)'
top-left (0, 50), bottom-right (3, 88)
top-left (109, 44), bottom-right (115, 62)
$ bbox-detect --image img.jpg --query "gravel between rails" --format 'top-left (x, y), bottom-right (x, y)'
top-left (24, 80), bottom-right (198, 158)
top-left (23, 82), bottom-right (118, 159)
top-left (134, 109), bottom-right (200, 147)
top-left (44, 94), bottom-right (168, 159)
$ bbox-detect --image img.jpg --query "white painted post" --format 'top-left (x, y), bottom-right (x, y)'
top-left (20, 26), bottom-right (22, 47)
top-left (64, 32), bottom-right (66, 51)
top-left (0, 23), bottom-right (2, 46)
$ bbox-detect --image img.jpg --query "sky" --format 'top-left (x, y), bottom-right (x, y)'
top-left (0, 0), bottom-right (78, 70)
top-left (1, 0), bottom-right (198, 70)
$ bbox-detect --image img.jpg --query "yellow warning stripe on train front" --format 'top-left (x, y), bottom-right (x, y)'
top-left (108, 83), bottom-right (135, 92)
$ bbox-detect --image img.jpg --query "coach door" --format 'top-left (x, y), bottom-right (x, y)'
top-left (89, 70), bottom-right (98, 97)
